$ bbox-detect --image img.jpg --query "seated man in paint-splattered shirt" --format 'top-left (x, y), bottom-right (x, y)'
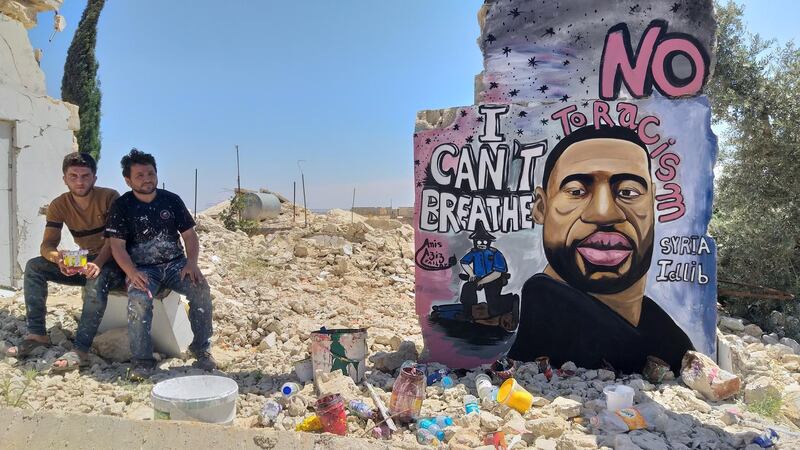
top-left (105, 148), bottom-right (216, 381)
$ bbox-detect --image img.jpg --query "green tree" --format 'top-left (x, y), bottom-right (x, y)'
top-left (708, 2), bottom-right (800, 335)
top-left (61, 0), bottom-right (106, 161)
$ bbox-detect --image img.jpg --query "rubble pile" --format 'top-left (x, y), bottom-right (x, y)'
top-left (0, 198), bottom-right (798, 449)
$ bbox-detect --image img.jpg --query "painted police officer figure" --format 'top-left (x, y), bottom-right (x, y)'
top-left (459, 221), bottom-right (509, 321)
top-left (508, 125), bottom-right (693, 374)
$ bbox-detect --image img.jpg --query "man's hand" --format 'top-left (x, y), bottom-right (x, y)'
top-left (180, 261), bottom-right (204, 285)
top-left (126, 270), bottom-right (150, 292)
top-left (83, 262), bottom-right (101, 279)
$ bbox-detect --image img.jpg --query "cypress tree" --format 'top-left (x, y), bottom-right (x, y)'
top-left (61, 0), bottom-right (106, 161)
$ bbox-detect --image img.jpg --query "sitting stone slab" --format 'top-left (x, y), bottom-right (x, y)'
top-left (97, 288), bottom-right (193, 358)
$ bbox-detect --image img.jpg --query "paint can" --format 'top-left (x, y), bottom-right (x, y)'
top-left (310, 328), bottom-right (367, 383)
top-left (535, 356), bottom-right (553, 381)
top-left (389, 366), bottom-right (426, 424)
top-left (151, 375), bottom-right (238, 425)
top-left (315, 394), bottom-right (347, 435)
top-left (643, 355), bottom-right (674, 383)
top-left (491, 356), bottom-right (516, 380)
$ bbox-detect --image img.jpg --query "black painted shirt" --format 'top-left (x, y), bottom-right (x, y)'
top-left (507, 274), bottom-right (694, 374)
top-left (105, 189), bottom-right (195, 266)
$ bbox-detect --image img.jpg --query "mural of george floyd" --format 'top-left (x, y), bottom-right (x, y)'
top-left (413, 0), bottom-right (718, 374)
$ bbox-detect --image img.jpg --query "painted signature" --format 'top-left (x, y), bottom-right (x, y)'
top-left (415, 238), bottom-right (456, 271)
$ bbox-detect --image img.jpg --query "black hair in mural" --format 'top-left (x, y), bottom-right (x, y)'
top-left (541, 125), bottom-right (652, 189)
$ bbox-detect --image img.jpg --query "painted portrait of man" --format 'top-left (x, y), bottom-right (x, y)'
top-left (507, 125), bottom-right (693, 374)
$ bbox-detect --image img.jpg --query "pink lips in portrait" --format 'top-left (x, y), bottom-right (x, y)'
top-left (576, 231), bottom-right (632, 267)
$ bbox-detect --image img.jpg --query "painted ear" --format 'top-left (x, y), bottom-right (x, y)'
top-left (533, 186), bottom-right (547, 225)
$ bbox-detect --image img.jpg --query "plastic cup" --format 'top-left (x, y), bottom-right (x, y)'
top-left (603, 384), bottom-right (635, 411)
top-left (497, 378), bottom-right (534, 413)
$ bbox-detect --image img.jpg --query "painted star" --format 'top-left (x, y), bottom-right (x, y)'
top-left (562, 60), bottom-right (570, 66)
top-left (528, 57), bottom-right (540, 68)
top-left (670, 2), bottom-right (681, 12)
top-left (508, 8), bottom-right (521, 18)
top-left (509, 89), bottom-right (519, 97)
top-left (517, 129), bottom-right (524, 136)
top-left (416, 181), bottom-right (423, 187)
top-left (542, 27), bottom-right (555, 37)
top-left (425, 138), bottom-right (431, 144)
top-left (489, 82), bottom-right (499, 89)
top-left (540, 119), bottom-right (549, 125)
top-left (477, 117), bottom-right (484, 122)
top-left (574, 34), bottom-right (583, 43)
top-left (466, 136), bottom-right (474, 143)
top-left (502, 46), bottom-right (512, 56)
top-left (460, 110), bottom-right (467, 117)
top-left (453, 124), bottom-right (460, 131)
top-left (629, 4), bottom-right (640, 14)
top-left (555, 134), bottom-right (562, 140)
top-left (414, 159), bottom-right (420, 166)
top-left (579, 76), bottom-right (587, 84)
top-left (560, 94), bottom-right (570, 102)
top-left (538, 85), bottom-right (549, 93)
top-left (581, 101), bottom-right (589, 107)
top-left (486, 34), bottom-right (497, 43)
top-left (518, 111), bottom-right (528, 117)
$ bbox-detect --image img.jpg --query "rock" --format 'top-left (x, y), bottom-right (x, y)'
top-left (782, 384), bottom-right (800, 424)
top-left (502, 411), bottom-right (527, 435)
top-left (526, 417), bottom-right (567, 438)
top-left (92, 328), bottom-right (132, 362)
top-left (549, 396), bottom-right (582, 419)
top-left (597, 369), bottom-right (615, 381)
top-left (762, 333), bottom-right (780, 345)
top-left (479, 410), bottom-right (503, 431)
top-left (743, 324), bottom-right (763, 337)
top-left (293, 244), bottom-right (309, 257)
top-left (719, 316), bottom-right (745, 332)
top-left (531, 396), bottom-right (550, 407)
top-left (560, 361), bottom-right (577, 372)
top-left (629, 430), bottom-right (669, 450)
top-left (233, 415), bottom-right (260, 428)
top-left (126, 404), bottom-right (153, 421)
top-left (533, 438), bottom-right (558, 450)
top-left (313, 369), bottom-right (361, 399)
top-left (680, 351), bottom-right (740, 401)
top-left (114, 393), bottom-right (133, 404)
top-left (614, 434), bottom-right (644, 450)
top-left (556, 433), bottom-right (597, 449)
top-left (369, 340), bottom-right (418, 372)
top-left (780, 337), bottom-right (800, 354)
top-left (258, 332), bottom-right (277, 351)
top-left (744, 376), bottom-right (780, 405)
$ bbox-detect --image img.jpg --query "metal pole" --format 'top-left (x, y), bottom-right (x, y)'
top-left (235, 145), bottom-right (241, 194)
top-left (351, 187), bottom-right (355, 223)
top-left (301, 173), bottom-right (307, 227)
top-left (162, 182), bottom-right (165, 190)
top-left (293, 181), bottom-right (296, 223)
top-left (194, 168), bottom-right (198, 220)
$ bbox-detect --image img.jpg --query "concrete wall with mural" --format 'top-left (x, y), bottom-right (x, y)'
top-left (414, 0), bottom-right (717, 374)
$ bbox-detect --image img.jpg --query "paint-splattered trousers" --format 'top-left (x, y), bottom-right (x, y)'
top-left (127, 257), bottom-right (213, 366)
top-left (24, 256), bottom-right (126, 353)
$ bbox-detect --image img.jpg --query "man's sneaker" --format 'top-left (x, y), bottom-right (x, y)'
top-left (192, 351), bottom-right (217, 371)
top-left (129, 362), bottom-right (154, 382)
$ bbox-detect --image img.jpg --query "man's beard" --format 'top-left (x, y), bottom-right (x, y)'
top-left (544, 229), bottom-right (653, 295)
top-left (133, 184), bottom-right (156, 195)
top-left (70, 185), bottom-right (94, 197)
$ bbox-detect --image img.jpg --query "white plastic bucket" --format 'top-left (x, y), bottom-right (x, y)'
top-left (151, 375), bottom-right (239, 425)
top-left (294, 358), bottom-right (313, 383)
top-left (603, 384), bottom-right (635, 411)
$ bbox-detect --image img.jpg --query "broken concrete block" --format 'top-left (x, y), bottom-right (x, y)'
top-left (681, 351), bottom-right (740, 401)
top-left (92, 327), bottom-right (132, 362)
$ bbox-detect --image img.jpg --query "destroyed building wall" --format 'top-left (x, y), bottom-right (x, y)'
top-left (0, 0), bottom-right (79, 287)
top-left (414, 0), bottom-right (718, 370)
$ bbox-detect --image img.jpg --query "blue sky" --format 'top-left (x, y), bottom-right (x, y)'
top-left (27, 0), bottom-right (797, 211)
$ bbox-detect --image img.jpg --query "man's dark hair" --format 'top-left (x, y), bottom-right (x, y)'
top-left (62, 152), bottom-right (97, 175)
top-left (121, 148), bottom-right (157, 178)
top-left (541, 125), bottom-right (652, 189)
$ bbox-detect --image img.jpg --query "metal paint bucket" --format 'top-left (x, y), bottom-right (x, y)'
top-left (310, 328), bottom-right (368, 383)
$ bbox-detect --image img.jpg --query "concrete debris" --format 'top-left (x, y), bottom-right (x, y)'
top-left (0, 199), bottom-right (798, 448)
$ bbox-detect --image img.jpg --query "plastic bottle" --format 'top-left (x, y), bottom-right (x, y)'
top-left (590, 403), bottom-right (666, 433)
top-left (417, 418), bottom-right (445, 441)
top-left (464, 394), bottom-right (480, 415)
top-left (347, 399), bottom-right (374, 420)
top-left (281, 382), bottom-right (300, 397)
top-left (260, 399), bottom-right (282, 424)
top-left (433, 415), bottom-right (454, 428)
top-left (475, 374), bottom-right (496, 401)
top-left (440, 375), bottom-right (454, 389)
top-left (416, 428), bottom-right (440, 446)
top-left (426, 369), bottom-right (447, 386)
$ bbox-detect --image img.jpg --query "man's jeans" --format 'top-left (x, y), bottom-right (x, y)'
top-left (127, 258), bottom-right (213, 366)
top-left (24, 256), bottom-right (126, 353)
